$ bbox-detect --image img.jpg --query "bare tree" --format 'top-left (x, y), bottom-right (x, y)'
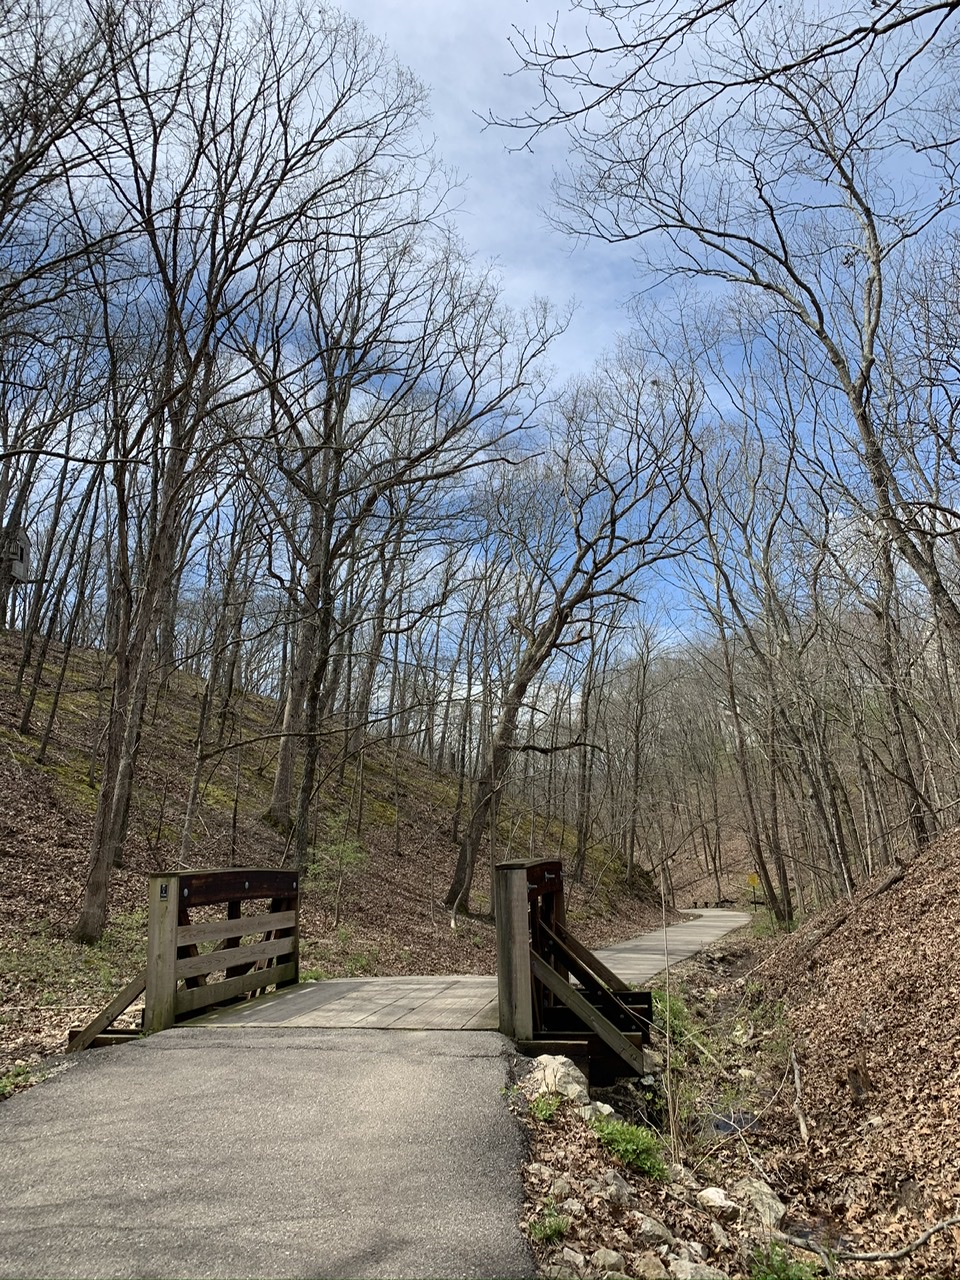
top-left (444, 348), bottom-right (696, 914)
top-left (72, 0), bottom-right (442, 941)
top-left (507, 1), bottom-right (960, 635)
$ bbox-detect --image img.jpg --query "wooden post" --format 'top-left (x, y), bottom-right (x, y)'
top-left (496, 861), bottom-right (533, 1040)
top-left (145, 873), bottom-right (180, 1033)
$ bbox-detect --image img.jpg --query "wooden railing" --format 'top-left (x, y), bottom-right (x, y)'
top-left (495, 858), bottom-right (653, 1083)
top-left (68, 867), bottom-right (299, 1051)
top-left (145, 868), bottom-right (299, 1031)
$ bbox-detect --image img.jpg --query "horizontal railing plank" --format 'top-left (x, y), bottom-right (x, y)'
top-left (175, 936), bottom-right (295, 980)
top-left (177, 911), bottom-right (297, 945)
top-left (174, 961), bottom-right (297, 1016)
top-left (175, 868), bottom-right (299, 907)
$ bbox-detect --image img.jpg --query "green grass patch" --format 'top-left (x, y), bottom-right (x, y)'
top-left (528, 1092), bottom-right (563, 1122)
top-left (0, 1063), bottom-right (44, 1100)
top-left (300, 924), bottom-right (381, 979)
top-left (0, 909), bottom-right (148, 996)
top-left (46, 762), bottom-right (98, 814)
top-left (361, 795), bottom-right (398, 827)
top-left (528, 1201), bottom-right (570, 1243)
top-left (748, 1243), bottom-right (819, 1280)
top-left (590, 1117), bottom-right (667, 1179)
top-left (652, 988), bottom-right (693, 1043)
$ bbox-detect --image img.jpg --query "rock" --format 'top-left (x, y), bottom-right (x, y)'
top-left (696, 1187), bottom-right (741, 1223)
top-left (560, 1198), bottom-right (586, 1217)
top-left (527, 1162), bottom-right (555, 1179)
top-left (737, 1067), bottom-right (757, 1081)
top-left (676, 1242), bottom-right (706, 1262)
top-left (602, 1169), bottom-right (635, 1206)
top-left (629, 1211), bottom-right (675, 1246)
top-left (668, 1163), bottom-right (700, 1190)
top-left (542, 1268), bottom-right (577, 1280)
top-left (708, 1221), bottom-right (731, 1252)
top-left (636, 1253), bottom-right (670, 1280)
top-left (562, 1245), bottom-right (586, 1270)
top-left (668, 1261), bottom-right (729, 1280)
top-left (579, 1101), bottom-right (619, 1123)
top-left (590, 1247), bottom-right (627, 1274)
top-left (730, 1176), bottom-right (786, 1231)
top-left (529, 1055), bottom-right (591, 1104)
top-left (550, 1177), bottom-right (573, 1199)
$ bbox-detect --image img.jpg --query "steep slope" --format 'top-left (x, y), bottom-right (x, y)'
top-left (751, 832), bottom-right (960, 1274)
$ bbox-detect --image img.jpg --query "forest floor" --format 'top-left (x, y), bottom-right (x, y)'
top-left (0, 631), bottom-right (676, 1089)
top-left (518, 830), bottom-right (960, 1278)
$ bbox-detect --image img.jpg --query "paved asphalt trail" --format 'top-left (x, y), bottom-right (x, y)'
top-left (0, 910), bottom-right (749, 1280)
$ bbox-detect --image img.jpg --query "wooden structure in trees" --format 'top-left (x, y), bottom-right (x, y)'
top-left (495, 858), bottom-right (653, 1083)
top-left (68, 868), bottom-right (299, 1051)
top-left (3, 526), bottom-right (29, 583)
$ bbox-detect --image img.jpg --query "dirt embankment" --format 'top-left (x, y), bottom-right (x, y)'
top-left (516, 833), bottom-right (960, 1278)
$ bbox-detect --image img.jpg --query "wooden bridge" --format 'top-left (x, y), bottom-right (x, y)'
top-left (70, 861), bottom-right (749, 1080)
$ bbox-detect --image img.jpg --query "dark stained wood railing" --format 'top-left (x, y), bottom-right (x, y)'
top-left (145, 868), bottom-right (299, 1031)
top-left (495, 858), bottom-right (653, 1083)
top-left (68, 868), bottom-right (299, 1050)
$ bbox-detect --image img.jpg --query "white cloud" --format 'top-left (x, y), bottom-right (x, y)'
top-left (344, 0), bottom-right (636, 374)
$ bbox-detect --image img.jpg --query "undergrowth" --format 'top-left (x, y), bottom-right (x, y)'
top-left (590, 1117), bottom-right (667, 1180)
top-left (528, 1201), bottom-right (569, 1243)
top-left (748, 1243), bottom-right (819, 1280)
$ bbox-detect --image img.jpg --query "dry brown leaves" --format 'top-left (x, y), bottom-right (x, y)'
top-left (697, 834), bottom-right (960, 1277)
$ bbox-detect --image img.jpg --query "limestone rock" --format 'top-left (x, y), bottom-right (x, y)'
top-left (667, 1260), bottom-right (729, 1280)
top-left (560, 1197), bottom-right (586, 1217)
top-left (579, 1101), bottom-right (619, 1123)
top-left (550, 1177), bottom-right (572, 1199)
top-left (602, 1169), bottom-right (635, 1206)
top-left (542, 1268), bottom-right (577, 1280)
top-left (629, 1211), bottom-right (675, 1246)
top-left (668, 1163), bottom-right (700, 1190)
top-left (636, 1253), bottom-right (670, 1280)
top-left (708, 1221), bottom-right (731, 1252)
top-left (563, 1245), bottom-right (586, 1270)
top-left (590, 1247), bottom-right (627, 1274)
top-left (529, 1055), bottom-right (591, 1104)
top-left (696, 1187), bottom-right (741, 1223)
top-left (676, 1242), bottom-right (706, 1263)
top-left (730, 1176), bottom-right (786, 1231)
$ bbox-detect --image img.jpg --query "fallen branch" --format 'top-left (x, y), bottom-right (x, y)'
top-left (790, 1047), bottom-right (810, 1145)
top-left (861, 864), bottom-right (905, 901)
top-left (675, 1027), bottom-right (724, 1069)
top-left (773, 1229), bottom-right (836, 1274)
top-left (776, 1215), bottom-right (960, 1265)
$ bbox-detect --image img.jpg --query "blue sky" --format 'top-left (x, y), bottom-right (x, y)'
top-left (345, 0), bottom-right (639, 380)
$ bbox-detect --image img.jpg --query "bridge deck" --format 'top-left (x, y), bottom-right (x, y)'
top-left (188, 973), bottom-right (498, 1031)
top-left (186, 909), bottom-right (752, 1033)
